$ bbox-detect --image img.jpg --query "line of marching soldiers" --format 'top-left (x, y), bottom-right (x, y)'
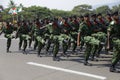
top-left (0, 11), bottom-right (120, 72)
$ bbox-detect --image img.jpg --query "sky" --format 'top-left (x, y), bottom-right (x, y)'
top-left (0, 0), bottom-right (120, 11)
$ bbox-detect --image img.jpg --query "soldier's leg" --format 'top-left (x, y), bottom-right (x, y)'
top-left (110, 47), bottom-right (120, 72)
top-left (96, 44), bottom-right (103, 57)
top-left (72, 41), bottom-right (77, 53)
top-left (34, 38), bottom-right (38, 50)
top-left (53, 40), bottom-right (59, 61)
top-left (19, 36), bottom-right (23, 50)
top-left (68, 39), bottom-right (71, 49)
top-left (62, 40), bottom-right (68, 56)
top-left (84, 44), bottom-right (92, 65)
top-left (105, 38), bottom-right (113, 54)
top-left (37, 42), bottom-right (43, 57)
top-left (29, 38), bottom-right (32, 48)
top-left (80, 37), bottom-right (84, 51)
top-left (72, 34), bottom-right (77, 53)
top-left (23, 40), bottom-right (27, 54)
top-left (7, 38), bottom-right (11, 52)
top-left (91, 45), bottom-right (98, 61)
top-left (45, 39), bottom-right (51, 54)
top-left (72, 41), bottom-right (77, 54)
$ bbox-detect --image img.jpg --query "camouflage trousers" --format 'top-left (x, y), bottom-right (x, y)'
top-left (111, 39), bottom-right (120, 66)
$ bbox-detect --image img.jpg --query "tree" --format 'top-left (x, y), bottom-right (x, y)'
top-left (72, 4), bottom-right (92, 15)
top-left (112, 5), bottom-right (120, 12)
top-left (25, 6), bottom-right (52, 19)
top-left (95, 5), bottom-right (110, 14)
top-left (1, 8), bottom-right (13, 21)
top-left (51, 9), bottom-right (72, 17)
top-left (8, 0), bottom-right (16, 8)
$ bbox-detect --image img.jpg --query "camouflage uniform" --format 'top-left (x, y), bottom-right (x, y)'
top-left (107, 12), bottom-right (120, 72)
top-left (84, 36), bottom-right (100, 63)
top-left (60, 18), bottom-right (71, 56)
top-left (91, 32), bottom-right (106, 59)
top-left (3, 23), bottom-right (15, 52)
top-left (17, 21), bottom-right (30, 54)
top-left (78, 15), bottom-right (94, 65)
top-left (70, 17), bottom-right (79, 53)
top-left (45, 20), bottom-right (61, 61)
top-left (36, 27), bottom-right (46, 57)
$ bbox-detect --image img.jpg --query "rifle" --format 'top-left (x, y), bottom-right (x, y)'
top-left (106, 31), bottom-right (110, 49)
top-left (77, 32), bottom-right (81, 46)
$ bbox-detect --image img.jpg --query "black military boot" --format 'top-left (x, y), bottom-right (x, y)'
top-left (110, 65), bottom-right (116, 72)
top-left (84, 61), bottom-right (92, 66)
top-left (37, 51), bottom-right (42, 57)
top-left (23, 49), bottom-right (27, 55)
top-left (6, 48), bottom-right (11, 53)
top-left (53, 56), bottom-right (60, 61)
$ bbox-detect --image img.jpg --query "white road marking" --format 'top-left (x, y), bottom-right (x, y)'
top-left (27, 62), bottom-right (107, 80)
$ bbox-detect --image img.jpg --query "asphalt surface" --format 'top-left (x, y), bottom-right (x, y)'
top-left (0, 34), bottom-right (120, 80)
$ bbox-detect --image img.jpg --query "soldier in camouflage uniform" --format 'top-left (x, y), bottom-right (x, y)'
top-left (17, 21), bottom-right (30, 54)
top-left (28, 21), bottom-right (35, 48)
top-left (33, 19), bottom-right (42, 50)
top-left (3, 22), bottom-right (15, 52)
top-left (107, 11), bottom-right (120, 72)
top-left (60, 17), bottom-right (71, 57)
top-left (78, 15), bottom-right (84, 51)
top-left (77, 14), bottom-right (95, 65)
top-left (70, 16), bottom-right (79, 54)
top-left (35, 24), bottom-right (46, 57)
top-left (105, 13), bottom-right (113, 54)
top-left (91, 32), bottom-right (106, 60)
top-left (90, 14), bottom-right (106, 58)
top-left (96, 13), bottom-right (107, 33)
top-left (45, 18), bottom-right (61, 61)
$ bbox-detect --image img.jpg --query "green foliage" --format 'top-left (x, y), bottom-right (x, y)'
top-left (1, 0), bottom-right (120, 22)
top-left (112, 4), bottom-right (120, 12)
top-left (72, 4), bottom-right (92, 15)
top-left (95, 5), bottom-right (110, 14)
top-left (1, 8), bottom-right (13, 21)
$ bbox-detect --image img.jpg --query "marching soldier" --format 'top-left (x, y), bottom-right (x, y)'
top-left (60, 17), bottom-right (71, 57)
top-left (77, 14), bottom-right (94, 65)
top-left (70, 16), bottom-right (79, 54)
top-left (105, 13), bottom-right (113, 54)
top-left (3, 22), bottom-right (15, 52)
top-left (17, 21), bottom-right (30, 54)
top-left (107, 11), bottom-right (120, 72)
top-left (45, 18), bottom-right (61, 61)
top-left (33, 19), bottom-right (42, 50)
top-left (96, 13), bottom-right (107, 33)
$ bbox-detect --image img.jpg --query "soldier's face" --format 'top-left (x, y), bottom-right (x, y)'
top-left (98, 16), bottom-right (102, 18)
top-left (91, 17), bottom-right (96, 20)
top-left (113, 15), bottom-right (118, 19)
top-left (84, 17), bottom-right (89, 21)
top-left (80, 18), bottom-right (84, 21)
top-left (115, 15), bottom-right (119, 19)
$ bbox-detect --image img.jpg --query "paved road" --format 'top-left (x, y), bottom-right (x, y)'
top-left (0, 34), bottom-right (120, 80)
